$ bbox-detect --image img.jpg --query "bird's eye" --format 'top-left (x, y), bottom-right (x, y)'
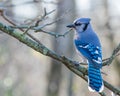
top-left (74, 22), bottom-right (82, 26)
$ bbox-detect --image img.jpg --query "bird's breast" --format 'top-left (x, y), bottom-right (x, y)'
top-left (74, 32), bottom-right (81, 40)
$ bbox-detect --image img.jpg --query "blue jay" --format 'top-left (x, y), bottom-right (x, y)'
top-left (67, 18), bottom-right (104, 92)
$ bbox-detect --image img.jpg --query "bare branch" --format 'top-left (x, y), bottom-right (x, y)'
top-left (34, 8), bottom-right (56, 26)
top-left (37, 29), bottom-right (73, 38)
top-left (23, 8), bottom-right (56, 34)
top-left (99, 92), bottom-right (107, 96)
top-left (103, 43), bottom-right (120, 66)
top-left (34, 9), bottom-right (70, 31)
top-left (10, 25), bottom-right (73, 37)
top-left (1, 8), bottom-right (71, 38)
top-left (0, 8), bottom-right (49, 45)
top-left (0, 22), bottom-right (120, 95)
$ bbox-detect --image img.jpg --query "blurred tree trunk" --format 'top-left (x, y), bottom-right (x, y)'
top-left (103, 0), bottom-right (120, 86)
top-left (47, 0), bottom-right (76, 96)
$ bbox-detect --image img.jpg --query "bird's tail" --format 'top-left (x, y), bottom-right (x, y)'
top-left (88, 64), bottom-right (104, 92)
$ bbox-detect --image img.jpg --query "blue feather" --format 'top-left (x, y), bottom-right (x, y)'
top-left (88, 64), bottom-right (104, 92)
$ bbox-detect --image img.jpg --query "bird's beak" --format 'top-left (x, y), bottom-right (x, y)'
top-left (66, 24), bottom-right (75, 28)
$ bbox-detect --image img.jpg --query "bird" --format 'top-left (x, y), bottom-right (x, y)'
top-left (66, 18), bottom-right (104, 92)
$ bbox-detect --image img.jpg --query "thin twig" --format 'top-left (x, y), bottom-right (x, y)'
top-left (35, 8), bottom-right (56, 26)
top-left (103, 43), bottom-right (120, 66)
top-left (35, 9), bottom-right (71, 31)
top-left (38, 29), bottom-right (73, 38)
top-left (23, 8), bottom-right (56, 34)
top-left (10, 25), bottom-right (73, 38)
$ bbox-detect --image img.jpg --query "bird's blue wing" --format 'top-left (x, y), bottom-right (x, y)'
top-left (75, 42), bottom-right (102, 68)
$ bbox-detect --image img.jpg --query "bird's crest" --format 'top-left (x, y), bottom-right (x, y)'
top-left (74, 18), bottom-right (91, 25)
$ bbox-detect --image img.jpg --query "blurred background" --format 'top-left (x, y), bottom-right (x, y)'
top-left (0, 0), bottom-right (120, 96)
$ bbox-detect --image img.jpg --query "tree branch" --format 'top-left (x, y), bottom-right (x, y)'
top-left (103, 43), bottom-right (120, 66)
top-left (0, 22), bottom-right (120, 95)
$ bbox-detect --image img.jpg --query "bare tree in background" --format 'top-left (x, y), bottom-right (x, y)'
top-left (47, 0), bottom-right (76, 96)
top-left (103, 0), bottom-right (120, 87)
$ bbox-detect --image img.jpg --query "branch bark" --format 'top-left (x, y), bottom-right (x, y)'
top-left (0, 22), bottom-right (120, 95)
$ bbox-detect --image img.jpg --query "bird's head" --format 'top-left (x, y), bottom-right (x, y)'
top-left (67, 18), bottom-right (91, 32)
